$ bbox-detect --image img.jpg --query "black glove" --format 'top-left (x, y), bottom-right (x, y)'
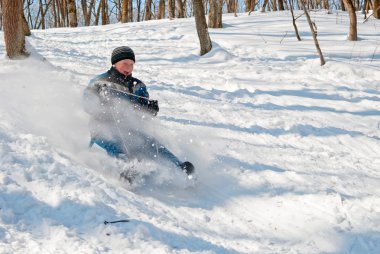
top-left (97, 84), bottom-right (110, 103)
top-left (146, 100), bottom-right (159, 116)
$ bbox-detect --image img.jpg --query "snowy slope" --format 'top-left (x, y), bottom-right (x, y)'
top-left (1, 11), bottom-right (380, 253)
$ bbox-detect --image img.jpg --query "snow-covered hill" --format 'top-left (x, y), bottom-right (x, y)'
top-left (1, 11), bottom-right (380, 253)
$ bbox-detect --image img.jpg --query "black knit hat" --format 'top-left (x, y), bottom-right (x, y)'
top-left (111, 46), bottom-right (135, 64)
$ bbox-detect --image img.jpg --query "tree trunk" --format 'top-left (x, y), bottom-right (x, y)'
top-left (128, 0), bottom-right (133, 22)
top-left (115, 0), bottom-right (121, 21)
top-left (22, 11), bottom-right (31, 36)
top-left (323, 0), bottom-right (329, 9)
top-left (183, 0), bottom-right (187, 17)
top-left (177, 0), bottom-right (185, 18)
top-left (342, 0), bottom-right (357, 40)
top-left (284, 0), bottom-right (289, 10)
top-left (39, 0), bottom-right (45, 29)
top-left (68, 0), bottom-right (77, 27)
top-left (245, 0), bottom-right (251, 11)
top-left (101, 0), bottom-right (109, 25)
top-left (95, 0), bottom-right (101, 25)
top-left (289, 0), bottom-right (301, 40)
top-left (81, 0), bottom-right (87, 23)
top-left (137, 0), bottom-right (141, 21)
top-left (362, 0), bottom-right (368, 14)
top-left (62, 0), bottom-right (68, 27)
top-left (168, 0), bottom-right (175, 19)
top-left (65, 0), bottom-right (70, 26)
top-left (273, 0), bottom-right (277, 11)
top-left (193, 0), bottom-right (212, 55)
top-left (261, 0), bottom-right (268, 12)
top-left (340, 0), bottom-right (346, 10)
top-left (248, 0), bottom-right (256, 14)
top-left (234, 0), bottom-right (238, 16)
top-left (106, 0), bottom-right (110, 24)
top-left (278, 0), bottom-right (285, 10)
top-left (3, 0), bottom-right (28, 59)
top-left (25, 0), bottom-right (34, 28)
top-left (36, 0), bottom-right (52, 29)
top-left (52, 0), bottom-right (58, 27)
top-left (55, 0), bottom-right (62, 27)
top-left (0, 0), bottom-right (3, 30)
top-left (82, 0), bottom-right (95, 26)
top-left (374, 0), bottom-right (380, 19)
top-left (121, 0), bottom-right (128, 22)
top-left (300, 0), bottom-right (325, 65)
top-left (208, 0), bottom-right (222, 28)
top-left (227, 0), bottom-right (235, 12)
top-left (144, 0), bottom-right (152, 20)
top-left (157, 0), bottom-right (165, 19)
top-left (58, 0), bottom-right (66, 27)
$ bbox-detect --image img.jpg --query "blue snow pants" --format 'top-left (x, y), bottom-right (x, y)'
top-left (89, 135), bottom-right (182, 167)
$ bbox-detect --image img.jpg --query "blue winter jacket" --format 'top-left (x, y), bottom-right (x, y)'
top-left (83, 67), bottom-right (150, 155)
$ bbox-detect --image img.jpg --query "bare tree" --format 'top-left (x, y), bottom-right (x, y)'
top-left (3, 0), bottom-right (28, 59)
top-left (177, 0), bottom-right (185, 18)
top-left (299, 0), bottom-right (325, 65)
top-left (81, 0), bottom-right (95, 26)
top-left (144, 0), bottom-right (152, 20)
top-left (322, 0), bottom-right (330, 10)
top-left (168, 0), bottom-right (175, 19)
top-left (209, 0), bottom-right (223, 28)
top-left (52, 0), bottom-right (58, 27)
top-left (193, 0), bottom-right (212, 55)
top-left (0, 0), bottom-right (3, 30)
top-left (101, 0), bottom-right (110, 25)
top-left (289, 0), bottom-right (301, 41)
top-left (114, 0), bottom-right (122, 21)
top-left (340, 0), bottom-right (346, 10)
top-left (136, 0), bottom-right (142, 21)
top-left (157, 0), bottom-right (165, 19)
top-left (39, 0), bottom-right (46, 29)
top-left (374, 0), bottom-right (380, 19)
top-left (248, 0), bottom-right (257, 14)
top-left (56, 0), bottom-right (67, 27)
top-left (278, 0), bottom-right (285, 10)
top-left (128, 0), bottom-right (133, 22)
top-left (227, 0), bottom-right (235, 12)
top-left (22, 10), bottom-right (31, 35)
top-left (245, 0), bottom-right (252, 11)
top-left (35, 0), bottom-right (52, 29)
top-left (234, 0), bottom-right (238, 16)
top-left (343, 0), bottom-right (357, 40)
top-left (95, 0), bottom-right (101, 25)
top-left (261, 0), bottom-right (269, 12)
top-left (68, 0), bottom-right (77, 27)
top-left (121, 0), bottom-right (128, 22)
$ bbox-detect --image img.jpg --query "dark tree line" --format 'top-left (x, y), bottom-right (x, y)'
top-left (0, 0), bottom-right (378, 31)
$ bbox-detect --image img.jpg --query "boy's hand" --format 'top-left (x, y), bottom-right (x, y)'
top-left (147, 100), bottom-right (159, 116)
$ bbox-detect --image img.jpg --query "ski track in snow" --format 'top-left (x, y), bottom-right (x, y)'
top-left (1, 11), bottom-right (380, 253)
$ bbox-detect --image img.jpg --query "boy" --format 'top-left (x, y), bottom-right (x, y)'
top-left (83, 46), bottom-right (194, 179)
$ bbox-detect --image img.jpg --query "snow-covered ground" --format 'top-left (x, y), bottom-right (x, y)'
top-left (1, 11), bottom-right (380, 253)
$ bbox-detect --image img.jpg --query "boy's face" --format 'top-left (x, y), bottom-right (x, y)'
top-left (114, 59), bottom-right (134, 77)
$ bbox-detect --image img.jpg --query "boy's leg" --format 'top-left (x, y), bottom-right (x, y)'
top-left (143, 136), bottom-right (194, 175)
top-left (91, 138), bottom-right (125, 157)
top-left (155, 144), bottom-right (183, 166)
